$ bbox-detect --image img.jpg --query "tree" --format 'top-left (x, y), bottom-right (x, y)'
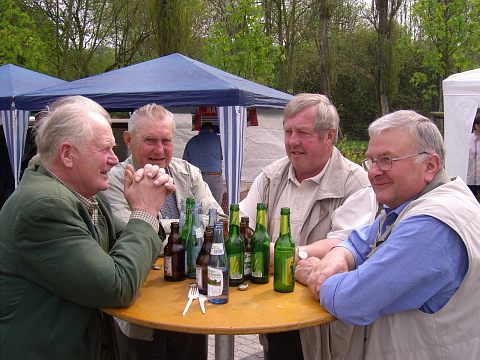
top-left (412, 0), bottom-right (480, 111)
top-left (0, 0), bottom-right (47, 71)
top-left (204, 0), bottom-right (279, 86)
top-left (368, 0), bottom-right (403, 115)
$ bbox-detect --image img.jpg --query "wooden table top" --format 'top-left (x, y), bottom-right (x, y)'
top-left (103, 259), bottom-right (335, 335)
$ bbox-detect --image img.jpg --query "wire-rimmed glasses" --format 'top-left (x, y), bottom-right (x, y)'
top-left (361, 152), bottom-right (430, 171)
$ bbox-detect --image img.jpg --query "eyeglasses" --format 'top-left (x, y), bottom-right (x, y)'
top-left (361, 152), bottom-right (430, 171)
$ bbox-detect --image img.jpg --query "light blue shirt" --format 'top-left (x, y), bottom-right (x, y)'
top-left (320, 201), bottom-right (468, 326)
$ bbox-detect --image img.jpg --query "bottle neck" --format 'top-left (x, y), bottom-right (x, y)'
top-left (279, 213), bottom-right (290, 237)
top-left (229, 209), bottom-right (240, 235)
top-left (256, 209), bottom-right (267, 230)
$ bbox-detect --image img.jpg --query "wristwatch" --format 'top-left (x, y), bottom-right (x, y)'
top-left (298, 246), bottom-right (308, 260)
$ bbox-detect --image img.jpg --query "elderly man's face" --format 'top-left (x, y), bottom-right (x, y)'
top-left (366, 128), bottom-right (433, 209)
top-left (124, 116), bottom-right (174, 169)
top-left (284, 105), bottom-right (335, 182)
top-left (71, 113), bottom-right (118, 198)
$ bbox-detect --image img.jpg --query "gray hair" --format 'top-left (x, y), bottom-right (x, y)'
top-left (128, 103), bottom-right (175, 133)
top-left (284, 93), bottom-right (340, 143)
top-left (368, 110), bottom-right (446, 166)
top-left (35, 96), bottom-right (111, 166)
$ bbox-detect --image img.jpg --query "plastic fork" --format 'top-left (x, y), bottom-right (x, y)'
top-left (182, 284), bottom-right (199, 316)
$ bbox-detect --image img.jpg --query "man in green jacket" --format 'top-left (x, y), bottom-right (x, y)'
top-left (0, 95), bottom-right (174, 359)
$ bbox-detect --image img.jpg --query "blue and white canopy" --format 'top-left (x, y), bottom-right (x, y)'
top-left (0, 64), bottom-right (66, 187)
top-left (17, 54), bottom-right (292, 205)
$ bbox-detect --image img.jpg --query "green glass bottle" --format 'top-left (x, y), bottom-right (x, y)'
top-left (274, 207), bottom-right (295, 293)
top-left (181, 197), bottom-right (196, 278)
top-left (225, 203), bottom-right (244, 286)
top-left (250, 203), bottom-right (270, 284)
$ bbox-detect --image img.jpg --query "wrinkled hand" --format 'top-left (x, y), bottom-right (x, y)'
top-left (295, 257), bottom-right (321, 285)
top-left (306, 247), bottom-right (352, 300)
top-left (124, 164), bottom-right (176, 216)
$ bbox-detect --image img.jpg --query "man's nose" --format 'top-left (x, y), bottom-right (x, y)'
top-left (108, 149), bottom-right (119, 165)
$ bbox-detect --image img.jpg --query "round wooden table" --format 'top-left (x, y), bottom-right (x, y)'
top-left (103, 259), bottom-right (335, 359)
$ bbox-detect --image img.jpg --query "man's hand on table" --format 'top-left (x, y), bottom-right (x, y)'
top-left (305, 247), bottom-right (354, 300)
top-left (124, 164), bottom-right (176, 217)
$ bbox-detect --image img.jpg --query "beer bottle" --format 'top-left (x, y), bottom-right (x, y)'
top-left (250, 203), bottom-right (270, 284)
top-left (192, 201), bottom-right (204, 266)
top-left (274, 207), bottom-right (295, 293)
top-left (225, 204), bottom-right (244, 286)
top-left (164, 222), bottom-right (185, 281)
top-left (208, 221), bottom-right (229, 304)
top-left (181, 197), bottom-right (196, 278)
top-left (240, 216), bottom-right (252, 280)
top-left (196, 226), bottom-right (214, 295)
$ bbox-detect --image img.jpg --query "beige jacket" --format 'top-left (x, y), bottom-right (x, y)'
top-left (361, 176), bottom-right (480, 359)
top-left (240, 148), bottom-right (377, 360)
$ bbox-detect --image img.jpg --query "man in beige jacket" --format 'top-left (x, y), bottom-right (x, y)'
top-left (240, 93), bottom-right (377, 359)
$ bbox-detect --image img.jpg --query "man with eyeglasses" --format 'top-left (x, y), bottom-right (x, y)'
top-left (297, 110), bottom-right (480, 358)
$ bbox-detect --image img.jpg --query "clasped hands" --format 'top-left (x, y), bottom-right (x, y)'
top-left (295, 247), bottom-right (352, 300)
top-left (124, 163), bottom-right (176, 216)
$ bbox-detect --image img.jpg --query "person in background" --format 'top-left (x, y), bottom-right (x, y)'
top-left (0, 95), bottom-right (174, 359)
top-left (183, 121), bottom-right (224, 204)
top-left (300, 110), bottom-right (480, 359)
top-left (467, 112), bottom-right (480, 199)
top-left (103, 103), bottom-right (223, 360)
top-left (239, 93), bottom-right (377, 360)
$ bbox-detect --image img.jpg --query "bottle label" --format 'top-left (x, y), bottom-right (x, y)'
top-left (251, 252), bottom-right (263, 277)
top-left (164, 256), bottom-right (172, 276)
top-left (196, 227), bottom-right (203, 239)
top-left (229, 254), bottom-right (243, 279)
top-left (244, 252), bottom-right (251, 275)
top-left (207, 266), bottom-right (223, 296)
top-left (196, 266), bottom-right (203, 288)
top-left (210, 243), bottom-right (224, 256)
top-left (281, 255), bottom-right (294, 286)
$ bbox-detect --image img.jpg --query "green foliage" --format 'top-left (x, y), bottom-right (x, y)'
top-left (336, 136), bottom-right (368, 165)
top-left (0, 0), bottom-right (47, 71)
top-left (412, 0), bottom-right (480, 108)
top-left (203, 0), bottom-right (279, 86)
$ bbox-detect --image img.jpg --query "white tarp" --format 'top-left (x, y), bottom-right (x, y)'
top-left (443, 68), bottom-right (480, 180)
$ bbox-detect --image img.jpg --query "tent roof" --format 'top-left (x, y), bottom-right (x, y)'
top-left (0, 64), bottom-right (66, 109)
top-left (16, 53), bottom-right (292, 111)
top-left (443, 68), bottom-right (480, 95)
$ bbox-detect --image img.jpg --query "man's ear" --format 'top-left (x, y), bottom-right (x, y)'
top-left (123, 131), bottom-right (132, 148)
top-left (326, 128), bottom-right (336, 143)
top-left (425, 153), bottom-right (442, 182)
top-left (59, 142), bottom-right (75, 168)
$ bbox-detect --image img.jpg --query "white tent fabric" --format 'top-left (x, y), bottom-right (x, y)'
top-left (443, 68), bottom-right (480, 180)
top-left (218, 106), bottom-right (247, 204)
top-left (1, 107), bottom-right (30, 187)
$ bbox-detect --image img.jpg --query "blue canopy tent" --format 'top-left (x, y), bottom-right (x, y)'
top-left (17, 53), bottom-right (292, 204)
top-left (0, 64), bottom-right (66, 187)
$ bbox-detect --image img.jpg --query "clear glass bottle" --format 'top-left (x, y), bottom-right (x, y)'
top-left (208, 208), bottom-right (218, 227)
top-left (164, 222), bottom-right (186, 281)
top-left (196, 226), bottom-right (214, 295)
top-left (225, 204), bottom-right (244, 286)
top-left (207, 221), bottom-right (229, 304)
top-left (250, 203), bottom-right (271, 284)
top-left (274, 207), bottom-right (295, 293)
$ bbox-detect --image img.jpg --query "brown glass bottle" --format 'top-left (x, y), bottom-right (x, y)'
top-left (164, 222), bottom-right (186, 281)
top-left (240, 217), bottom-right (253, 280)
top-left (196, 226), bottom-right (214, 295)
